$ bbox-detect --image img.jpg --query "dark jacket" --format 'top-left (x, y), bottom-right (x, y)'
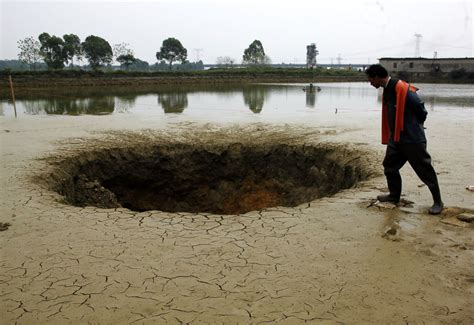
top-left (383, 78), bottom-right (428, 145)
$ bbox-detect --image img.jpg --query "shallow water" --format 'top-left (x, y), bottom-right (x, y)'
top-left (1, 82), bottom-right (473, 123)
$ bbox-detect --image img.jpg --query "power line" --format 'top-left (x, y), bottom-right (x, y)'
top-left (337, 41), bottom-right (414, 57)
top-left (422, 40), bottom-right (472, 50)
top-left (193, 48), bottom-right (203, 62)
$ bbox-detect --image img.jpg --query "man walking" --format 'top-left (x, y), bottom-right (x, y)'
top-left (365, 64), bottom-right (443, 215)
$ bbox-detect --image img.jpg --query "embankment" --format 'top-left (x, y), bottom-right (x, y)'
top-left (0, 69), bottom-right (365, 97)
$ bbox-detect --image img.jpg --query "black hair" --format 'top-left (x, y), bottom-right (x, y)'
top-left (365, 64), bottom-right (388, 78)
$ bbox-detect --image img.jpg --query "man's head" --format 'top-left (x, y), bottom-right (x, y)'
top-left (365, 64), bottom-right (389, 89)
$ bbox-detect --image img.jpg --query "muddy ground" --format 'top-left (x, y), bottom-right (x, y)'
top-left (0, 106), bottom-right (473, 323)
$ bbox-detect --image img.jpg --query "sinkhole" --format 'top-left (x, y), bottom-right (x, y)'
top-left (50, 143), bottom-right (371, 215)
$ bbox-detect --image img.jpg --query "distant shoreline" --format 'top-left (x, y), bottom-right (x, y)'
top-left (0, 73), bottom-right (364, 97)
top-left (1, 71), bottom-right (471, 97)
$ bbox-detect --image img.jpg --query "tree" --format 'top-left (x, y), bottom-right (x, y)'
top-left (17, 36), bottom-right (42, 70)
top-left (156, 38), bottom-right (187, 70)
top-left (117, 54), bottom-right (137, 70)
top-left (38, 33), bottom-right (68, 69)
top-left (1, 59), bottom-right (43, 71)
top-left (128, 59), bottom-right (149, 71)
top-left (63, 34), bottom-right (82, 67)
top-left (216, 56), bottom-right (235, 67)
top-left (113, 42), bottom-right (133, 63)
top-left (262, 55), bottom-right (272, 65)
top-left (243, 40), bottom-right (266, 65)
top-left (151, 60), bottom-right (169, 71)
top-left (82, 35), bottom-right (113, 70)
top-left (175, 60), bottom-right (204, 71)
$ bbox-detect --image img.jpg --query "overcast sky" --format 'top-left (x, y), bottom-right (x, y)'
top-left (1, 0), bottom-right (472, 65)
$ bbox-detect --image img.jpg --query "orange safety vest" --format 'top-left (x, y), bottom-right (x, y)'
top-left (381, 80), bottom-right (418, 144)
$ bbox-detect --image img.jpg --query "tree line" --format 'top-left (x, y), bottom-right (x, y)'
top-left (13, 33), bottom-right (270, 72)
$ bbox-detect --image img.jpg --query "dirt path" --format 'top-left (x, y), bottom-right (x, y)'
top-left (0, 111), bottom-right (473, 323)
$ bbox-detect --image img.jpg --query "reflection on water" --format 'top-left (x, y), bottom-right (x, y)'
top-left (23, 97), bottom-right (115, 115)
top-left (421, 95), bottom-right (474, 111)
top-left (243, 86), bottom-right (266, 113)
top-left (306, 91), bottom-right (316, 108)
top-left (0, 82), bottom-right (472, 117)
top-left (115, 95), bottom-right (137, 113)
top-left (303, 84), bottom-right (321, 108)
top-left (158, 92), bottom-right (188, 113)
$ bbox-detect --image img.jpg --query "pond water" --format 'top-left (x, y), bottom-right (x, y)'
top-left (1, 82), bottom-right (473, 123)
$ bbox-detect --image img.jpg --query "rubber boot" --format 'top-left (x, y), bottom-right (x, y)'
top-left (377, 193), bottom-right (400, 203)
top-left (428, 186), bottom-right (443, 215)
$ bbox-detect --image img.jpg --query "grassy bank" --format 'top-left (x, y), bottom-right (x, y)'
top-left (0, 68), bottom-right (364, 95)
top-left (1, 67), bottom-right (472, 98)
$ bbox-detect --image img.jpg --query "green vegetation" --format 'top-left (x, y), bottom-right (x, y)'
top-left (17, 37), bottom-right (42, 70)
top-left (0, 59), bottom-right (203, 73)
top-left (156, 38), bottom-right (188, 70)
top-left (38, 33), bottom-right (69, 69)
top-left (1, 66), bottom-right (362, 78)
top-left (0, 67), bottom-right (364, 96)
top-left (0, 59), bottom-right (45, 71)
top-left (112, 43), bottom-right (136, 70)
top-left (7, 33), bottom-right (473, 83)
top-left (242, 40), bottom-right (271, 66)
top-left (82, 35), bottom-right (113, 70)
top-left (116, 54), bottom-right (137, 70)
top-left (63, 34), bottom-right (82, 66)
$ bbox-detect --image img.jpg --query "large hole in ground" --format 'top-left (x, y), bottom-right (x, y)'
top-left (51, 143), bottom-right (370, 215)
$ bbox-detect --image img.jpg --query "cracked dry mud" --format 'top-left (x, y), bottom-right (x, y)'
top-left (1, 120), bottom-right (473, 324)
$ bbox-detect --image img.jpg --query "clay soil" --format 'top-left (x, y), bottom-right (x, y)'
top-left (48, 142), bottom-right (371, 215)
top-left (0, 104), bottom-right (473, 323)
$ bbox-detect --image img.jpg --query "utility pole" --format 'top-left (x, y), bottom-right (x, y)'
top-left (336, 53), bottom-right (342, 65)
top-left (194, 48), bottom-right (203, 62)
top-left (414, 33), bottom-right (422, 57)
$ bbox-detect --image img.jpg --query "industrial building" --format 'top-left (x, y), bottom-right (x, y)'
top-left (379, 57), bottom-right (474, 76)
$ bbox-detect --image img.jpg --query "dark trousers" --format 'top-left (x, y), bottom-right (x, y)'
top-left (383, 143), bottom-right (442, 203)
